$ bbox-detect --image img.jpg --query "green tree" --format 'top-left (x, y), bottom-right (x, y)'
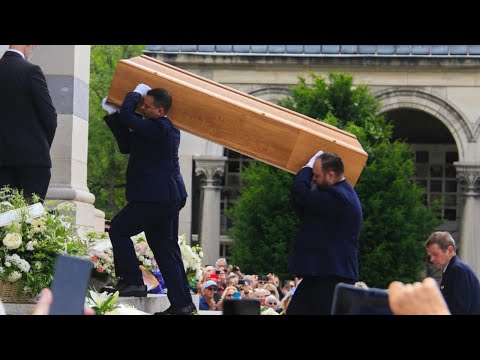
top-left (227, 162), bottom-right (299, 277)
top-left (88, 45), bottom-right (145, 219)
top-left (228, 73), bottom-right (440, 287)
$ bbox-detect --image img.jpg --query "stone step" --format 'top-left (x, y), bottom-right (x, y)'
top-left (3, 294), bottom-right (200, 315)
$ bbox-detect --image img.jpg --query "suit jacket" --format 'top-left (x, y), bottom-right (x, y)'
top-left (441, 255), bottom-right (480, 315)
top-left (0, 51), bottom-right (57, 167)
top-left (288, 167), bottom-right (363, 280)
top-left (104, 92), bottom-right (186, 204)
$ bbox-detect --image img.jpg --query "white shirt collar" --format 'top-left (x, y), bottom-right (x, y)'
top-left (443, 257), bottom-right (453, 273)
top-left (6, 49), bottom-right (25, 59)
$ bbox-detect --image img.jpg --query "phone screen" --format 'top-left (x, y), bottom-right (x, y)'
top-left (49, 254), bottom-right (93, 315)
top-left (223, 298), bottom-right (260, 315)
top-left (331, 282), bottom-right (393, 315)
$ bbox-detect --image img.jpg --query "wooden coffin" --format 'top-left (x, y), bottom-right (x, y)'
top-left (108, 55), bottom-right (368, 186)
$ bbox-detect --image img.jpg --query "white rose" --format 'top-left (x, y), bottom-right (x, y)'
top-left (7, 271), bottom-right (22, 282)
top-left (3, 233), bottom-right (22, 250)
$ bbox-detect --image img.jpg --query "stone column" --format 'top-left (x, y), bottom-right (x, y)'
top-left (455, 163), bottom-right (480, 274)
top-left (32, 45), bottom-right (104, 231)
top-left (194, 156), bottom-right (227, 266)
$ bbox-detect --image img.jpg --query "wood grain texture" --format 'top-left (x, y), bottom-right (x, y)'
top-left (108, 55), bottom-right (368, 186)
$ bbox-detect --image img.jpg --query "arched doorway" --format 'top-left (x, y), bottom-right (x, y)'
top-left (383, 107), bottom-right (460, 281)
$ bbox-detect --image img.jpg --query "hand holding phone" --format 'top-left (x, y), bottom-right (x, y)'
top-left (331, 282), bottom-right (393, 315)
top-left (223, 298), bottom-right (260, 315)
top-left (49, 254), bottom-right (93, 315)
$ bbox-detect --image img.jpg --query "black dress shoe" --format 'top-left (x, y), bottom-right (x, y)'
top-left (102, 282), bottom-right (147, 297)
top-left (100, 279), bottom-right (126, 294)
top-left (154, 303), bottom-right (195, 315)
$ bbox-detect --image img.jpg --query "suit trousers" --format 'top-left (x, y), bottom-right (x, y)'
top-left (287, 276), bottom-right (355, 315)
top-left (172, 197), bottom-right (190, 299)
top-left (0, 166), bottom-right (51, 201)
top-left (109, 201), bottom-right (193, 308)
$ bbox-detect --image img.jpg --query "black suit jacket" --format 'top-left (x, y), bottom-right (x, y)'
top-left (288, 167), bottom-right (363, 280)
top-left (441, 255), bottom-right (480, 315)
top-left (104, 92), bottom-right (186, 204)
top-left (0, 51), bottom-right (57, 167)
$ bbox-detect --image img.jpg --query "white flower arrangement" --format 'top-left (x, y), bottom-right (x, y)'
top-left (84, 231), bottom-right (203, 292)
top-left (261, 307), bottom-right (280, 315)
top-left (84, 232), bottom-right (116, 284)
top-left (178, 234), bottom-right (203, 288)
top-left (85, 289), bottom-right (149, 315)
top-left (0, 187), bottom-right (89, 297)
top-left (131, 232), bottom-right (157, 272)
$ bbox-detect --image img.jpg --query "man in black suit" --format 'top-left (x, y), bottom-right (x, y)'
top-left (102, 85), bottom-right (194, 314)
top-left (426, 231), bottom-right (480, 315)
top-left (0, 45), bottom-right (57, 201)
top-left (287, 151), bottom-right (363, 315)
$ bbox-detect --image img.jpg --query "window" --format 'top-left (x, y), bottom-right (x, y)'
top-left (220, 149), bottom-right (254, 234)
top-left (412, 145), bottom-right (458, 221)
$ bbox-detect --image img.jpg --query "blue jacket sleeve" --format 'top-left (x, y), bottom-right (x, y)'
top-left (118, 92), bottom-right (170, 138)
top-left (30, 64), bottom-right (57, 147)
top-left (291, 167), bottom-right (347, 216)
top-left (104, 113), bottom-right (132, 154)
top-left (450, 266), bottom-right (476, 314)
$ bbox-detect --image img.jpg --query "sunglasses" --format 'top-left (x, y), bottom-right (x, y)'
top-left (267, 302), bottom-right (277, 306)
top-left (206, 287), bottom-right (218, 292)
top-left (226, 294), bottom-right (234, 298)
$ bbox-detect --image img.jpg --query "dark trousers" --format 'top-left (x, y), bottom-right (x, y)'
top-left (0, 166), bottom-right (51, 201)
top-left (287, 276), bottom-right (355, 315)
top-left (172, 197), bottom-right (190, 296)
top-left (109, 201), bottom-right (193, 308)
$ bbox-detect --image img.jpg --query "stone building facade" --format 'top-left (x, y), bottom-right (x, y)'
top-left (145, 45), bottom-right (480, 272)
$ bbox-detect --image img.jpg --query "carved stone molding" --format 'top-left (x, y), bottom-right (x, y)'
top-left (194, 156), bottom-right (228, 185)
top-left (455, 163), bottom-right (480, 197)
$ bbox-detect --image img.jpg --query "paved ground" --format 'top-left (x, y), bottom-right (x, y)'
top-left (3, 293), bottom-right (200, 315)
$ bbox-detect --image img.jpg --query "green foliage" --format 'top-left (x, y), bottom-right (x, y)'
top-left (227, 162), bottom-right (298, 276)
top-left (228, 72), bottom-right (440, 287)
top-left (356, 141), bottom-right (440, 286)
top-left (88, 45), bottom-right (145, 219)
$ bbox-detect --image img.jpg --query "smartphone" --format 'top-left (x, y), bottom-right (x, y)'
top-left (223, 298), bottom-right (260, 315)
top-left (49, 254), bottom-right (93, 315)
top-left (331, 282), bottom-right (393, 315)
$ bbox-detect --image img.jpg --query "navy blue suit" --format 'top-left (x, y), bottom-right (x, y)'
top-left (0, 50), bottom-right (57, 200)
top-left (441, 255), bottom-right (480, 315)
top-left (287, 166), bottom-right (363, 315)
top-left (105, 92), bottom-right (192, 308)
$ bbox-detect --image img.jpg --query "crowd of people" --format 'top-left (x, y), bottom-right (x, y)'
top-left (193, 258), bottom-right (298, 314)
